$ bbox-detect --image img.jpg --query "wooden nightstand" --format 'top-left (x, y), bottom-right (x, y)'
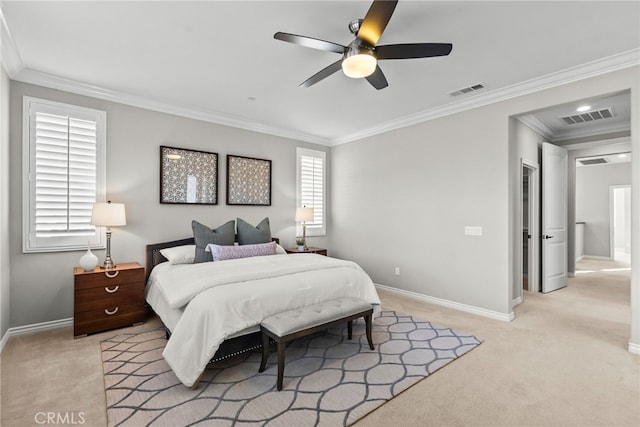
top-left (73, 262), bottom-right (146, 337)
top-left (285, 246), bottom-right (328, 256)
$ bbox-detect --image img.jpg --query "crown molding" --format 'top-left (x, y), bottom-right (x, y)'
top-left (6, 34), bottom-right (639, 148)
top-left (12, 68), bottom-right (332, 146)
top-left (517, 115), bottom-right (554, 140)
top-left (331, 48), bottom-right (640, 146)
top-left (0, 2), bottom-right (24, 77)
top-left (516, 113), bottom-right (630, 143)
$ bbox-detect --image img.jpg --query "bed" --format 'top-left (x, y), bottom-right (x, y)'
top-left (145, 237), bottom-right (381, 388)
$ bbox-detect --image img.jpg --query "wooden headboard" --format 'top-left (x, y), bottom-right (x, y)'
top-left (145, 237), bottom-right (280, 281)
top-left (145, 237), bottom-right (195, 281)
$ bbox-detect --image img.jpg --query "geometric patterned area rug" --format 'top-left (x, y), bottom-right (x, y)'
top-left (101, 310), bottom-right (481, 427)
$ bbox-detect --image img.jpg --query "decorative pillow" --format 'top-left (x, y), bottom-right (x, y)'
top-left (206, 241), bottom-right (277, 261)
top-left (236, 217), bottom-right (271, 245)
top-left (160, 245), bottom-right (196, 265)
top-left (275, 244), bottom-right (287, 255)
top-left (192, 220), bottom-right (236, 263)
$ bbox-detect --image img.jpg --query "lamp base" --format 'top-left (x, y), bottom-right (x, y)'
top-left (102, 258), bottom-right (116, 270)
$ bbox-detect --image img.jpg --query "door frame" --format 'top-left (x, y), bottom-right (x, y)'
top-left (609, 184), bottom-right (631, 260)
top-left (519, 158), bottom-right (540, 301)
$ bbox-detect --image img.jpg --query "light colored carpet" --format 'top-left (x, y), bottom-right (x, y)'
top-left (2, 257), bottom-right (638, 426)
top-left (101, 311), bottom-right (481, 426)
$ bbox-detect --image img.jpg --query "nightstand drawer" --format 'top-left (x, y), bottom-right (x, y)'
top-left (73, 305), bottom-right (146, 336)
top-left (74, 281), bottom-right (144, 313)
top-left (74, 267), bottom-right (144, 290)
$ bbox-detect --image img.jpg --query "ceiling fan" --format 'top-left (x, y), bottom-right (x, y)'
top-left (274, 0), bottom-right (452, 90)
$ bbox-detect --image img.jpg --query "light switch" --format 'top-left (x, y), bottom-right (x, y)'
top-left (465, 226), bottom-right (483, 236)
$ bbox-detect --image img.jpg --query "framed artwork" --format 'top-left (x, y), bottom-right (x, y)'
top-left (160, 146), bottom-right (218, 204)
top-left (226, 155), bottom-right (272, 206)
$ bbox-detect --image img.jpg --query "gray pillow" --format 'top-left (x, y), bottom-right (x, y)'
top-left (236, 217), bottom-right (271, 245)
top-left (192, 220), bottom-right (236, 263)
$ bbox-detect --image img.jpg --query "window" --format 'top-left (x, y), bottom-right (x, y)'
top-left (23, 97), bottom-right (106, 252)
top-left (296, 147), bottom-right (326, 236)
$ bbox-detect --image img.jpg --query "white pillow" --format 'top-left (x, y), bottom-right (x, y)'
top-left (275, 244), bottom-right (287, 255)
top-left (160, 245), bottom-right (196, 264)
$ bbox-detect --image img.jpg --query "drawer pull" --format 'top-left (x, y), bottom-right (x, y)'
top-left (104, 286), bottom-right (119, 294)
top-left (104, 307), bottom-right (119, 316)
top-left (105, 270), bottom-right (119, 279)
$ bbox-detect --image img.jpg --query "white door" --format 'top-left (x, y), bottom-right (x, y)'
top-left (542, 142), bottom-right (568, 293)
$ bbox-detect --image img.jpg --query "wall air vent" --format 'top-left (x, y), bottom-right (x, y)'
top-left (449, 83), bottom-right (485, 97)
top-left (561, 107), bottom-right (614, 125)
top-left (579, 158), bottom-right (609, 166)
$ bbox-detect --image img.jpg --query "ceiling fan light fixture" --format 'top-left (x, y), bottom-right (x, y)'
top-left (342, 48), bottom-right (377, 78)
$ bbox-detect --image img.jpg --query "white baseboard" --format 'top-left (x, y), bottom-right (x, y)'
top-left (513, 296), bottom-right (523, 306)
top-left (581, 255), bottom-right (612, 260)
top-left (0, 318), bottom-right (72, 353)
top-left (375, 284), bottom-right (515, 322)
top-left (629, 342), bottom-right (640, 355)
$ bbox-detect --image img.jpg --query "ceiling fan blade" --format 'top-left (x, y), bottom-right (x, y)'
top-left (357, 0), bottom-right (398, 46)
top-left (274, 32), bottom-right (345, 54)
top-left (365, 65), bottom-right (388, 90)
top-left (376, 43), bottom-right (453, 60)
top-left (300, 60), bottom-right (343, 88)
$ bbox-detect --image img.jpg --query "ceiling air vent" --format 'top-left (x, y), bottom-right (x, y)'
top-left (561, 107), bottom-right (614, 125)
top-left (449, 83), bottom-right (485, 97)
top-left (579, 158), bottom-right (609, 166)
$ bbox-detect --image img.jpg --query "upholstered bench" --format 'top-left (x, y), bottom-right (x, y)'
top-left (259, 297), bottom-right (375, 390)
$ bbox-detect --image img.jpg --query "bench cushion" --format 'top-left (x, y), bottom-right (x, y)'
top-left (262, 297), bottom-right (373, 337)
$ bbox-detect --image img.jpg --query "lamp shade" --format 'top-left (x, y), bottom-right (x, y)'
top-left (295, 207), bottom-right (314, 223)
top-left (91, 202), bottom-right (126, 227)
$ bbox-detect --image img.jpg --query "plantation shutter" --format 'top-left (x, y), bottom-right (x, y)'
top-left (24, 97), bottom-right (106, 252)
top-left (35, 112), bottom-right (97, 236)
top-left (297, 148), bottom-right (326, 235)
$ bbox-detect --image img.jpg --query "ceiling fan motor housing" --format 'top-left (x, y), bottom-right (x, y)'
top-left (349, 19), bottom-right (364, 35)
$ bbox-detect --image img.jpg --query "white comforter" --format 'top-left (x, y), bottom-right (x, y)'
top-left (146, 253), bottom-right (381, 387)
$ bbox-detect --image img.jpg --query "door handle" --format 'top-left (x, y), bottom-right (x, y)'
top-left (542, 234), bottom-right (554, 239)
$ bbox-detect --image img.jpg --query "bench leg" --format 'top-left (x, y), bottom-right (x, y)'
top-left (347, 320), bottom-right (353, 339)
top-left (364, 314), bottom-right (374, 350)
top-left (259, 331), bottom-right (269, 373)
top-left (277, 340), bottom-right (286, 391)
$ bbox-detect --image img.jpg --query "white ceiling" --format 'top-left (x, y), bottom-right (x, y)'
top-left (2, 1), bottom-right (639, 145)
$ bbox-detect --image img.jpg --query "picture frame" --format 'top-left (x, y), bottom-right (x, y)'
top-left (160, 146), bottom-right (218, 205)
top-left (226, 155), bottom-right (272, 206)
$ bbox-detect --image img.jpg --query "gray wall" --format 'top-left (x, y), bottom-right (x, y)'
top-left (1, 65), bottom-right (10, 339)
top-left (331, 65), bottom-right (639, 340)
top-left (8, 81), bottom-right (329, 328)
top-left (5, 66), bottom-right (640, 350)
top-left (332, 107), bottom-right (512, 315)
top-left (568, 140), bottom-right (632, 273)
top-left (575, 162), bottom-right (631, 258)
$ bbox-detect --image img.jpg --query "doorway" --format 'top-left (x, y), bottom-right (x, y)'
top-left (610, 185), bottom-right (631, 263)
top-left (520, 160), bottom-right (539, 300)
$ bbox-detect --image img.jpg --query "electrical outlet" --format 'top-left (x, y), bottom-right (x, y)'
top-left (394, 267), bottom-right (400, 276)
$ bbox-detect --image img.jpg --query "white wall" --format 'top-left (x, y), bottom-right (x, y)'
top-left (8, 81), bottom-right (329, 328)
top-left (0, 64), bottom-right (10, 342)
top-left (575, 162), bottom-right (631, 258)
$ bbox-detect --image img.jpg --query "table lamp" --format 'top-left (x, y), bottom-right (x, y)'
top-left (295, 206), bottom-right (314, 249)
top-left (91, 201), bottom-right (126, 269)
